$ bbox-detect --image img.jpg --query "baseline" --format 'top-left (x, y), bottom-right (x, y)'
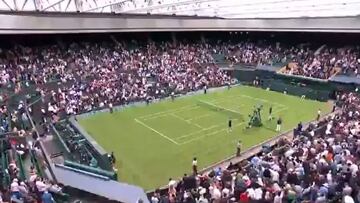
top-left (134, 118), bottom-right (180, 145)
top-left (179, 121), bottom-right (246, 145)
top-left (141, 106), bottom-right (199, 120)
top-left (237, 95), bottom-right (287, 108)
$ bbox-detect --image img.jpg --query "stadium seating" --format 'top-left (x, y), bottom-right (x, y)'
top-left (0, 34), bottom-right (360, 202)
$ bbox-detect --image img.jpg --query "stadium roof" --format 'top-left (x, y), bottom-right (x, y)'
top-left (1, 0), bottom-right (360, 19)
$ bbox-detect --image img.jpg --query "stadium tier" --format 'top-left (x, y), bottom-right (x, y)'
top-left (0, 30), bottom-right (359, 203)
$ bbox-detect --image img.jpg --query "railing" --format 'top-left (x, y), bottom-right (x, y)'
top-left (25, 102), bottom-right (57, 181)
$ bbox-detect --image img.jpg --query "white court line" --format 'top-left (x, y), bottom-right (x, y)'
top-left (175, 125), bottom-right (220, 140)
top-left (138, 105), bottom-right (196, 120)
top-left (171, 113), bottom-right (204, 129)
top-left (134, 118), bottom-right (179, 145)
top-left (180, 122), bottom-right (246, 145)
top-left (237, 95), bottom-right (287, 108)
top-left (273, 107), bottom-right (289, 114)
top-left (142, 106), bottom-right (200, 120)
top-left (198, 100), bottom-right (243, 115)
top-left (179, 107), bottom-right (288, 145)
top-left (187, 113), bottom-right (214, 122)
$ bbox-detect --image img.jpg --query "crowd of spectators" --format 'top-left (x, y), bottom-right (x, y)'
top-left (0, 41), bottom-right (233, 117)
top-left (151, 91), bottom-right (360, 203)
top-left (0, 98), bottom-right (65, 203)
top-left (211, 41), bottom-right (287, 66)
top-left (1, 40), bottom-right (360, 105)
top-left (1, 37), bottom-right (360, 202)
top-left (282, 46), bottom-right (360, 79)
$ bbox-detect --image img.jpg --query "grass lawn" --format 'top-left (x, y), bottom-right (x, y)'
top-left (78, 86), bottom-right (331, 190)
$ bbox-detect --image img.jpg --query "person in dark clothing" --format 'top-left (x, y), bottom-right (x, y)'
top-left (228, 118), bottom-right (232, 133)
top-left (110, 151), bottom-right (116, 164)
top-left (276, 117), bottom-right (282, 132)
top-left (297, 122), bottom-right (303, 132)
top-left (268, 106), bottom-right (273, 120)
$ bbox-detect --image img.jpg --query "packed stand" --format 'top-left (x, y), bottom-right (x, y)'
top-left (210, 41), bottom-right (289, 66)
top-left (151, 92), bottom-right (360, 203)
top-left (6, 163), bottom-right (65, 203)
top-left (0, 98), bottom-right (66, 203)
top-left (2, 39), bottom-right (360, 117)
top-left (0, 41), bottom-right (232, 117)
top-left (282, 47), bottom-right (360, 79)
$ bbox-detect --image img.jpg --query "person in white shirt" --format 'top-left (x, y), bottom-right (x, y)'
top-left (246, 187), bottom-right (255, 200)
top-left (18, 182), bottom-right (28, 196)
top-left (222, 187), bottom-right (230, 198)
top-left (168, 178), bottom-right (176, 188)
top-left (274, 191), bottom-right (284, 203)
top-left (109, 102), bottom-right (113, 113)
top-left (317, 109), bottom-right (321, 121)
top-left (192, 157), bottom-right (198, 175)
top-left (344, 195), bottom-right (355, 203)
top-left (36, 178), bottom-right (48, 193)
top-left (10, 178), bottom-right (21, 199)
top-left (212, 187), bottom-right (221, 200)
top-left (253, 187), bottom-right (263, 200)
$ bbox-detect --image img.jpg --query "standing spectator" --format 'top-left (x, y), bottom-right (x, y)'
top-left (109, 103), bottom-right (113, 114)
top-left (192, 157), bottom-right (198, 175)
top-left (236, 140), bottom-right (242, 156)
top-left (317, 109), bottom-right (321, 121)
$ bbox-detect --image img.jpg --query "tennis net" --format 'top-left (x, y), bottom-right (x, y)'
top-left (197, 100), bottom-right (243, 119)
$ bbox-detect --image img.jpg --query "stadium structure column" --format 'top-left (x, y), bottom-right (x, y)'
top-left (171, 32), bottom-right (177, 44)
top-left (200, 33), bottom-right (206, 43)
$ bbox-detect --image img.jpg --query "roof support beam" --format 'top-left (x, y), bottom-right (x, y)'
top-left (1, 0), bottom-right (13, 10)
top-left (41, 0), bottom-right (66, 11)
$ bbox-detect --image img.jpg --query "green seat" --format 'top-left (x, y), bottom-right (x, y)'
top-left (30, 149), bottom-right (44, 178)
top-left (16, 153), bottom-right (26, 181)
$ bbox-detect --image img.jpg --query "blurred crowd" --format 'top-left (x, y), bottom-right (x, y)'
top-left (0, 99), bottom-right (65, 203)
top-left (151, 91), bottom-right (360, 203)
top-left (211, 41), bottom-right (287, 66)
top-left (1, 37), bottom-right (360, 202)
top-left (0, 41), bottom-right (233, 117)
top-left (281, 46), bottom-right (360, 79)
top-left (0, 40), bottom-right (359, 106)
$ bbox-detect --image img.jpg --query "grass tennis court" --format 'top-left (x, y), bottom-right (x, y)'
top-left (78, 86), bottom-right (331, 190)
